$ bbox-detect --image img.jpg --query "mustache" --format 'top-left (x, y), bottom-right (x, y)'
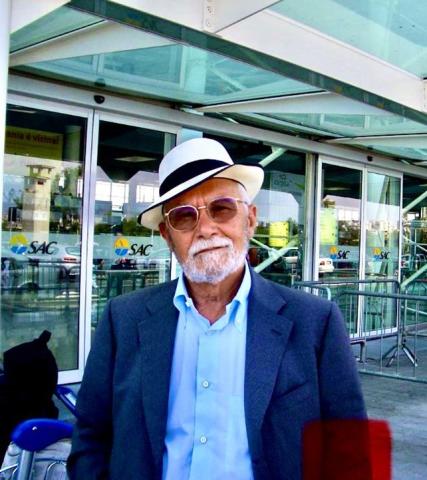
top-left (188, 237), bottom-right (233, 257)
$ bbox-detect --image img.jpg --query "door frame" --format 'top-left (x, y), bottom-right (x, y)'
top-left (83, 110), bottom-right (180, 363)
top-left (316, 155), bottom-right (403, 337)
top-left (6, 93), bottom-right (93, 384)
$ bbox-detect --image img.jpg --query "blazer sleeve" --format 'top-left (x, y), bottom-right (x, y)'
top-left (317, 301), bottom-right (367, 419)
top-left (67, 300), bottom-right (116, 480)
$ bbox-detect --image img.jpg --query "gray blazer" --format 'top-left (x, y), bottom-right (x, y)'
top-left (68, 270), bottom-right (366, 480)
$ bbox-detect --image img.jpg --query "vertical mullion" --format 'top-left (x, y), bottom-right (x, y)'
top-left (81, 110), bottom-right (100, 366)
top-left (303, 153), bottom-right (316, 281)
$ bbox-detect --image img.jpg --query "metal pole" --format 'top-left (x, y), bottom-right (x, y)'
top-left (15, 450), bottom-right (35, 480)
top-left (0, 0), bottom-right (11, 311)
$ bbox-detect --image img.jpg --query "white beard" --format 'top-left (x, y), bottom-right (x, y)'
top-left (178, 236), bottom-right (248, 284)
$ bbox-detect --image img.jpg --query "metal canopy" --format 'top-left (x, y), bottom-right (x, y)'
top-left (7, 0), bottom-right (427, 165)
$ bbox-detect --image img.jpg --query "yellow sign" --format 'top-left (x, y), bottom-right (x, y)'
top-left (268, 221), bottom-right (289, 247)
top-left (320, 208), bottom-right (337, 245)
top-left (5, 126), bottom-right (63, 160)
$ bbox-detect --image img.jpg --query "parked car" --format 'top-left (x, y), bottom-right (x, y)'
top-left (26, 244), bottom-right (81, 280)
top-left (318, 257), bottom-right (334, 274)
top-left (401, 253), bottom-right (427, 271)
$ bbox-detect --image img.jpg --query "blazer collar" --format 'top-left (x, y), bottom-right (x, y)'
top-left (138, 280), bottom-right (178, 473)
top-left (245, 270), bottom-right (294, 461)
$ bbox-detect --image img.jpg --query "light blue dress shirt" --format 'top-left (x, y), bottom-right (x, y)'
top-left (162, 263), bottom-right (253, 480)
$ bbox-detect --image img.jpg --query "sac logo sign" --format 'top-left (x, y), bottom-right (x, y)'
top-left (373, 247), bottom-right (390, 261)
top-left (10, 234), bottom-right (58, 255)
top-left (114, 237), bottom-right (152, 257)
top-left (329, 246), bottom-right (350, 260)
top-left (114, 237), bottom-right (130, 256)
top-left (10, 234), bottom-right (28, 254)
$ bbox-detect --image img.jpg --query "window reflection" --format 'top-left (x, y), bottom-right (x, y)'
top-left (1, 105), bottom-right (86, 371)
top-left (91, 122), bottom-right (174, 335)
top-left (319, 165), bottom-right (362, 279)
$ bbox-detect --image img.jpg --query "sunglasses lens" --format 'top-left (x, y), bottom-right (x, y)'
top-left (208, 197), bottom-right (238, 222)
top-left (168, 205), bottom-right (198, 230)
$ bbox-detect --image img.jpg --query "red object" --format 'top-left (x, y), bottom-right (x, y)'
top-left (303, 419), bottom-right (391, 480)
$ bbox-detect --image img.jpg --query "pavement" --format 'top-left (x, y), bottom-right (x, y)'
top-left (360, 373), bottom-right (427, 480)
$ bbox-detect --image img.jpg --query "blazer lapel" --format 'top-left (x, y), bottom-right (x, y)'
top-left (137, 281), bottom-right (178, 472)
top-left (245, 272), bottom-right (294, 461)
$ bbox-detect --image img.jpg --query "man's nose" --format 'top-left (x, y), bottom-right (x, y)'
top-left (195, 207), bottom-right (219, 237)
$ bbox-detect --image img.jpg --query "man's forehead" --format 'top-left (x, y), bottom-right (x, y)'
top-left (165, 178), bottom-right (242, 207)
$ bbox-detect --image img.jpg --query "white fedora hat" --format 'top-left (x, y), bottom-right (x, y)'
top-left (138, 137), bottom-right (264, 230)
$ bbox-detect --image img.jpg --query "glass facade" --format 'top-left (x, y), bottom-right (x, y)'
top-left (319, 164), bottom-right (362, 281)
top-left (402, 175), bottom-right (427, 290)
top-left (271, 0), bottom-right (427, 78)
top-left (204, 134), bottom-right (307, 287)
top-left (0, 96), bottom-right (424, 378)
top-left (1, 105), bottom-right (86, 371)
top-left (365, 173), bottom-right (400, 281)
top-left (90, 121), bottom-right (174, 333)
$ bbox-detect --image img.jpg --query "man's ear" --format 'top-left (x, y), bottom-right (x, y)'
top-left (159, 221), bottom-right (172, 246)
top-left (247, 204), bottom-right (257, 238)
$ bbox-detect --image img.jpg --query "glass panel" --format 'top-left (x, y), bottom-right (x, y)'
top-left (347, 144), bottom-right (427, 163)
top-left (401, 175), bottom-right (427, 290)
top-left (262, 113), bottom-right (427, 137)
top-left (252, 152), bottom-right (306, 287)
top-left (320, 164), bottom-right (362, 279)
top-left (271, 0), bottom-right (427, 77)
top-left (363, 173), bottom-right (400, 333)
top-left (91, 121), bottom-right (174, 333)
top-left (1, 105), bottom-right (86, 371)
top-left (17, 43), bottom-right (316, 105)
top-left (10, 7), bottom-right (103, 52)
top-left (365, 173), bottom-right (400, 280)
top-left (401, 175), bottom-right (427, 343)
top-left (318, 164), bottom-right (362, 334)
top-left (202, 134), bottom-right (307, 287)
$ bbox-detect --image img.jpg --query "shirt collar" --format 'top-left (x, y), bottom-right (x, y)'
top-left (173, 262), bottom-right (252, 331)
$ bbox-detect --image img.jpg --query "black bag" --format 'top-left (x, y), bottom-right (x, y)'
top-left (0, 330), bottom-right (59, 459)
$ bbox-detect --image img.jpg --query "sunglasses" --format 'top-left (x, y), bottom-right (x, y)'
top-left (164, 196), bottom-right (248, 231)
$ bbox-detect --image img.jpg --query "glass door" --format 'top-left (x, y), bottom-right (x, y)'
top-left (365, 172), bottom-right (401, 282)
top-left (316, 161), bottom-right (363, 335)
top-left (88, 116), bottom-right (176, 339)
top-left (2, 102), bottom-right (89, 382)
top-left (317, 163), bottom-right (362, 281)
top-left (363, 171), bottom-right (401, 334)
top-left (316, 159), bottom-right (402, 337)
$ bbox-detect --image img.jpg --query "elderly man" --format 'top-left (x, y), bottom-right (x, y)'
top-left (68, 138), bottom-right (366, 480)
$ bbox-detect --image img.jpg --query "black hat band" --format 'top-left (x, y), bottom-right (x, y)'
top-left (159, 159), bottom-right (228, 196)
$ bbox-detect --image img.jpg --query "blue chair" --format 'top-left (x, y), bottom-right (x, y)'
top-left (1, 419), bottom-right (72, 480)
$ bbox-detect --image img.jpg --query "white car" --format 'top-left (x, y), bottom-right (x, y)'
top-left (318, 257), bottom-right (334, 274)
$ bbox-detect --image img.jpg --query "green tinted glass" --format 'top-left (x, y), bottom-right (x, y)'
top-left (14, 45), bottom-right (316, 105)
top-left (11, 6), bottom-right (317, 105)
top-left (262, 113), bottom-right (427, 137)
top-left (10, 7), bottom-right (102, 52)
top-left (271, 0), bottom-right (427, 77)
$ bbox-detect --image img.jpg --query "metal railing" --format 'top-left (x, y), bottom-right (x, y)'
top-left (335, 290), bottom-right (426, 382)
top-left (293, 279), bottom-right (427, 382)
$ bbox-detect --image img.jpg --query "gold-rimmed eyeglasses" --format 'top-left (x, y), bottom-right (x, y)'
top-left (164, 196), bottom-right (248, 231)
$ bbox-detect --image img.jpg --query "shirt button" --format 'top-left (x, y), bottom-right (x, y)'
top-left (202, 380), bottom-right (210, 388)
top-left (200, 436), bottom-right (207, 444)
